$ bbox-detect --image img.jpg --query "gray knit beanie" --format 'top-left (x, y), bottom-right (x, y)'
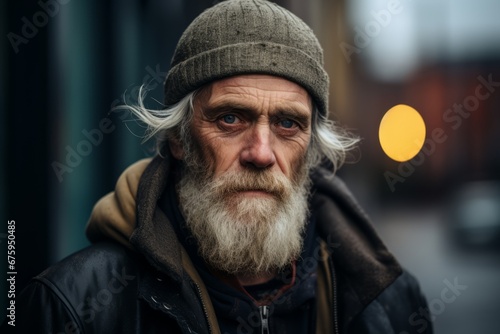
top-left (164, 0), bottom-right (329, 116)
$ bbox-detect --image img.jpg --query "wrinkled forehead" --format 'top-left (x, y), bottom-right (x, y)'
top-left (193, 74), bottom-right (314, 115)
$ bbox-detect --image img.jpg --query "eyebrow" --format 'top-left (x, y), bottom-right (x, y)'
top-left (203, 102), bottom-right (251, 116)
top-left (203, 101), bottom-right (312, 125)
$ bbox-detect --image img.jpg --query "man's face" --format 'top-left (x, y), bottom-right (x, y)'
top-left (178, 74), bottom-right (313, 183)
top-left (174, 74), bottom-right (314, 275)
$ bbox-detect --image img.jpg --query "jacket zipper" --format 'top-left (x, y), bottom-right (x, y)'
top-left (259, 305), bottom-right (270, 334)
top-left (193, 281), bottom-right (213, 334)
top-left (329, 257), bottom-right (339, 334)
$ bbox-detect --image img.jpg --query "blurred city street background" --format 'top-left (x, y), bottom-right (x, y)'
top-left (373, 202), bottom-right (500, 334)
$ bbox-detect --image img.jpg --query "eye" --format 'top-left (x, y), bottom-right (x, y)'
top-left (279, 119), bottom-right (296, 128)
top-left (221, 114), bottom-right (238, 124)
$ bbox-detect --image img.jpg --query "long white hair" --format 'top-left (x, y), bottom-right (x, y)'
top-left (117, 85), bottom-right (359, 172)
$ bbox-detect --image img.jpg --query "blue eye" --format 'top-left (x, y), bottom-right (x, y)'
top-left (222, 115), bottom-right (237, 124)
top-left (280, 119), bottom-right (295, 128)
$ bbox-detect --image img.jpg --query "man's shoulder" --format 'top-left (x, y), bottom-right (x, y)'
top-left (2, 242), bottom-right (145, 333)
top-left (32, 241), bottom-right (140, 299)
top-left (351, 270), bottom-right (432, 334)
top-left (375, 269), bottom-right (427, 309)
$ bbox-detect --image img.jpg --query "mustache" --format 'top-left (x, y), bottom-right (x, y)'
top-left (208, 170), bottom-right (292, 201)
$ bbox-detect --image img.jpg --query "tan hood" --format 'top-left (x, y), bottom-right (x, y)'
top-left (85, 158), bottom-right (152, 248)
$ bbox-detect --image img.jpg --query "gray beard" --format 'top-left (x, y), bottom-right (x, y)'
top-left (177, 145), bottom-right (311, 275)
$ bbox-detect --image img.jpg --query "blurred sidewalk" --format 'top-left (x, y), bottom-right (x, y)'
top-left (373, 204), bottom-right (500, 334)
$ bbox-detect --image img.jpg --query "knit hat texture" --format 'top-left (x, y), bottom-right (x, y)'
top-left (164, 0), bottom-right (329, 116)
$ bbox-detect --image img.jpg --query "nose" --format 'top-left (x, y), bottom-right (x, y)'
top-left (240, 124), bottom-right (276, 169)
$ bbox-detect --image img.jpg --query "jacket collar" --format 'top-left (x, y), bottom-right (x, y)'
top-left (130, 155), bottom-right (184, 281)
top-left (309, 168), bottom-right (402, 327)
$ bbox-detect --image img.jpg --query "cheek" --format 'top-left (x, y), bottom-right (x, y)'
top-left (192, 130), bottom-right (240, 176)
top-left (276, 136), bottom-right (311, 176)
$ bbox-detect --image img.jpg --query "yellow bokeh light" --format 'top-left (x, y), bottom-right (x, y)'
top-left (379, 104), bottom-right (426, 162)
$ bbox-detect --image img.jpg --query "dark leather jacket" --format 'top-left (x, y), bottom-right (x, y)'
top-left (1, 157), bottom-right (433, 333)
